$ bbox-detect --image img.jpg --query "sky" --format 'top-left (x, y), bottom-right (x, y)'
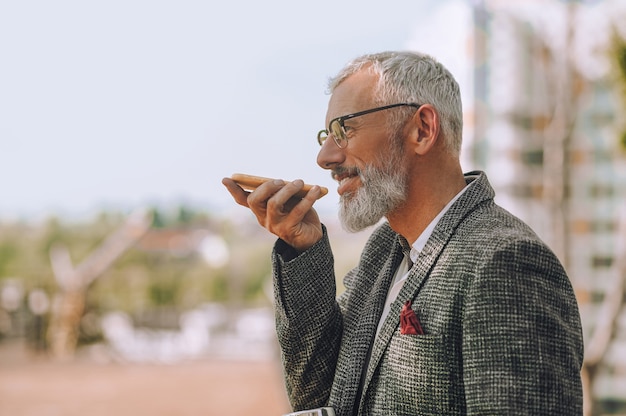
top-left (0, 0), bottom-right (473, 221)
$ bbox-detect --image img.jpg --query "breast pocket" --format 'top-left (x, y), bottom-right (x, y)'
top-left (371, 332), bottom-right (463, 415)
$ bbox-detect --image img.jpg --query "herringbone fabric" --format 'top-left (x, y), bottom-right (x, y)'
top-left (272, 171), bottom-right (584, 416)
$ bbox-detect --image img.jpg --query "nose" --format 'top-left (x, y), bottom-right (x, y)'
top-left (317, 137), bottom-right (345, 170)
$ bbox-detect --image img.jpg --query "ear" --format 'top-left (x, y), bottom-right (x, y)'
top-left (405, 104), bottom-right (440, 156)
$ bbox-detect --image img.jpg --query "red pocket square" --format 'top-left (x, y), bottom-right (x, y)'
top-left (400, 300), bottom-right (424, 335)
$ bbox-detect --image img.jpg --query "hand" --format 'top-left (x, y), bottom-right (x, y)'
top-left (222, 177), bottom-right (324, 252)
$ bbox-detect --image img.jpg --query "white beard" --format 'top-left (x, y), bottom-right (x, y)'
top-left (339, 145), bottom-right (409, 233)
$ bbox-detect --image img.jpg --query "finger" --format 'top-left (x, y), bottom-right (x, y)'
top-left (286, 181), bottom-right (323, 211)
top-left (267, 180), bottom-right (319, 220)
top-left (222, 177), bottom-right (251, 207)
top-left (265, 180), bottom-right (303, 214)
top-left (247, 179), bottom-right (286, 208)
top-left (287, 183), bottom-right (322, 218)
top-left (265, 182), bottom-right (322, 250)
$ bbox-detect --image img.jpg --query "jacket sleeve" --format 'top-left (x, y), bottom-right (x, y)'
top-left (272, 225), bottom-right (343, 411)
top-left (462, 237), bottom-right (584, 415)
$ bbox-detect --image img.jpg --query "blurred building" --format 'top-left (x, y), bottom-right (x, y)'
top-left (468, 0), bottom-right (626, 410)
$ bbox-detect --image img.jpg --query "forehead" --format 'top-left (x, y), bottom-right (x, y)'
top-left (326, 69), bottom-right (379, 120)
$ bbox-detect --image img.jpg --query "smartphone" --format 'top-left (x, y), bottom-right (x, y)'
top-left (230, 173), bottom-right (328, 199)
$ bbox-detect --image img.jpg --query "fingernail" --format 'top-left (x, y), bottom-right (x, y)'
top-left (273, 179), bottom-right (284, 185)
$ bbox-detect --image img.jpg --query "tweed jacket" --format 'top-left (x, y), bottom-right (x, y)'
top-left (272, 171), bottom-right (584, 416)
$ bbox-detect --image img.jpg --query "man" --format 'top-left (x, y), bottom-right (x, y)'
top-left (222, 51), bottom-right (584, 415)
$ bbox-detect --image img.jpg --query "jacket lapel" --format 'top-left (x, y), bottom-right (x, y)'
top-left (337, 242), bottom-right (404, 414)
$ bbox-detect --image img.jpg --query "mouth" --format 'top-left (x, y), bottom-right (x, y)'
top-left (332, 167), bottom-right (361, 195)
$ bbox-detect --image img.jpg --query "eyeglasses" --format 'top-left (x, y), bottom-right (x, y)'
top-left (317, 103), bottom-right (421, 148)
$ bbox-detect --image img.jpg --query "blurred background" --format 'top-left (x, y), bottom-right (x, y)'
top-left (1, 0), bottom-right (626, 415)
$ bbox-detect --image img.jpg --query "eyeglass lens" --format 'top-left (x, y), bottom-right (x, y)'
top-left (329, 120), bottom-right (346, 147)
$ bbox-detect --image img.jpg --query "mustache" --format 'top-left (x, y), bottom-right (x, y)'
top-left (331, 166), bottom-right (361, 182)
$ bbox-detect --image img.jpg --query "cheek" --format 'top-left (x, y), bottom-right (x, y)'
top-left (342, 128), bottom-right (397, 169)
top-left (346, 143), bottom-right (381, 168)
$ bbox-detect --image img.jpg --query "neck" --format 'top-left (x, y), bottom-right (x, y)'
top-left (386, 158), bottom-right (466, 245)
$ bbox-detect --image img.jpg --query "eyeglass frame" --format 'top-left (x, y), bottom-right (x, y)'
top-left (317, 102), bottom-right (422, 148)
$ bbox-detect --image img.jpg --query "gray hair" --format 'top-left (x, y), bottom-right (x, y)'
top-left (327, 51), bottom-right (463, 156)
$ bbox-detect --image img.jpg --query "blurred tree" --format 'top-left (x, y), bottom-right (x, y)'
top-left (47, 210), bottom-right (152, 360)
top-left (613, 32), bottom-right (626, 150)
top-left (176, 205), bottom-right (195, 225)
top-left (150, 207), bottom-right (168, 229)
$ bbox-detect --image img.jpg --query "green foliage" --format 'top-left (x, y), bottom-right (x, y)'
top-left (0, 241), bottom-right (18, 276)
top-left (209, 275), bottom-right (230, 303)
top-left (0, 222), bottom-right (56, 292)
top-left (150, 208), bottom-right (168, 229)
top-left (148, 205), bottom-right (211, 229)
top-left (149, 281), bottom-right (178, 305)
top-left (611, 30), bottom-right (626, 151)
top-left (617, 39), bottom-right (626, 84)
